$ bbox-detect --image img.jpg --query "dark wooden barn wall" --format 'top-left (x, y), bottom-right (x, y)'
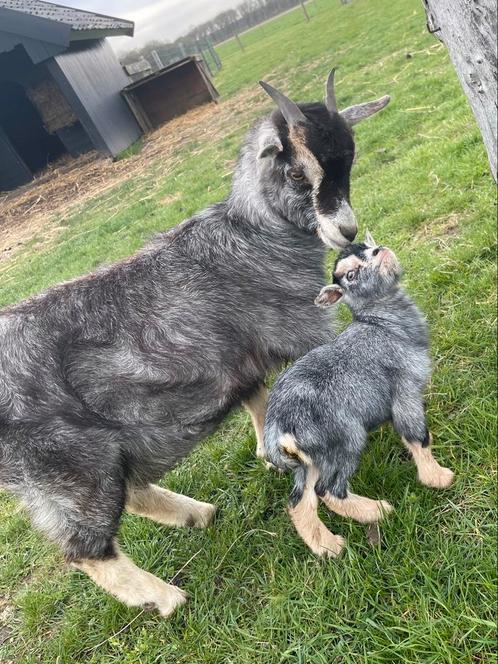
top-left (0, 45), bottom-right (69, 190)
top-left (48, 39), bottom-right (141, 157)
top-left (124, 61), bottom-right (216, 131)
top-left (0, 125), bottom-right (32, 191)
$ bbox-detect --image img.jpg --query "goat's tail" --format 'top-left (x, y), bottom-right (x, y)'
top-left (263, 421), bottom-right (312, 472)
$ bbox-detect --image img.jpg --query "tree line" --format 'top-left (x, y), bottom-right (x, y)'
top-left (121, 0), bottom-right (305, 67)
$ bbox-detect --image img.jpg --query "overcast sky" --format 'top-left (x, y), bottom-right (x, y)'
top-left (61, 0), bottom-right (242, 53)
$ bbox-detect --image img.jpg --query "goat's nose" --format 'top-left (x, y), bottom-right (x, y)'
top-left (341, 226), bottom-right (357, 242)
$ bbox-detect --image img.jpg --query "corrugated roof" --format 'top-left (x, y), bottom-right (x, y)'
top-left (0, 0), bottom-right (134, 35)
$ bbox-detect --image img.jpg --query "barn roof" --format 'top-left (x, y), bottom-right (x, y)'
top-left (0, 0), bottom-right (134, 38)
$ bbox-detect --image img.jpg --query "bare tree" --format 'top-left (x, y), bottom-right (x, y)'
top-left (423, 0), bottom-right (497, 182)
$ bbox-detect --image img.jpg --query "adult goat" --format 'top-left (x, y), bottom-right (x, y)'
top-left (0, 71), bottom-right (389, 616)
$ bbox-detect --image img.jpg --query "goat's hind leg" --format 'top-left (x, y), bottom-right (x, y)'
top-left (126, 484), bottom-right (216, 528)
top-left (73, 541), bottom-right (186, 618)
top-left (287, 465), bottom-right (344, 557)
top-left (321, 491), bottom-right (393, 523)
top-left (23, 481), bottom-right (185, 617)
top-left (316, 436), bottom-right (393, 524)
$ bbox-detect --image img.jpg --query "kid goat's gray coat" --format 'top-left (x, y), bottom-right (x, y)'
top-left (0, 72), bottom-right (389, 617)
top-left (263, 237), bottom-right (454, 557)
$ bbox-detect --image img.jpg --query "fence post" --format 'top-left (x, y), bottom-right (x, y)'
top-left (234, 32), bottom-right (245, 51)
top-left (207, 37), bottom-right (222, 70)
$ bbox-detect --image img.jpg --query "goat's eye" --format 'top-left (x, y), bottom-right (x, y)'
top-left (289, 169), bottom-right (306, 182)
top-left (372, 247), bottom-right (380, 256)
top-left (346, 270), bottom-right (356, 281)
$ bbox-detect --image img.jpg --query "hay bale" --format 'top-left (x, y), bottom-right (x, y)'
top-left (26, 79), bottom-right (77, 134)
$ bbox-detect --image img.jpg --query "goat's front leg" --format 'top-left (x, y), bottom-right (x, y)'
top-left (126, 484), bottom-right (216, 528)
top-left (402, 434), bottom-right (454, 489)
top-left (243, 384), bottom-right (268, 458)
top-left (392, 390), bottom-right (454, 489)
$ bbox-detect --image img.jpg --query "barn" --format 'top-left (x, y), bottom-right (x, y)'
top-left (0, 0), bottom-right (142, 192)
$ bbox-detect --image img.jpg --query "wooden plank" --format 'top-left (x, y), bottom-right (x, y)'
top-left (0, 125), bottom-right (32, 192)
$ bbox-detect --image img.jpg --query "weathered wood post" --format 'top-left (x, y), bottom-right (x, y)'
top-left (234, 32), bottom-right (245, 52)
top-left (300, 1), bottom-right (310, 22)
top-left (422, 0), bottom-right (497, 182)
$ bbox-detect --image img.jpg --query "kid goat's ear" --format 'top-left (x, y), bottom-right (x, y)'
top-left (364, 229), bottom-right (376, 247)
top-left (315, 285), bottom-right (344, 308)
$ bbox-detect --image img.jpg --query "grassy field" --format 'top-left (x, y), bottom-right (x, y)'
top-left (0, 0), bottom-right (496, 661)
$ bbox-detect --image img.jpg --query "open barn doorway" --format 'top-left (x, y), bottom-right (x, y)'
top-left (0, 79), bottom-right (67, 174)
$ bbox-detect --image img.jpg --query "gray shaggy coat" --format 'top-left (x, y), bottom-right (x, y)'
top-left (0, 75), bottom-right (390, 616)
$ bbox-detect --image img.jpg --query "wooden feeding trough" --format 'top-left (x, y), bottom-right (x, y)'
top-left (122, 56), bottom-right (219, 132)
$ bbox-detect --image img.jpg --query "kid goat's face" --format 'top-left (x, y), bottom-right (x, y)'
top-left (315, 232), bottom-right (402, 308)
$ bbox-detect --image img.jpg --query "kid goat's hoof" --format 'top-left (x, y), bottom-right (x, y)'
top-left (316, 532), bottom-right (346, 558)
top-left (359, 498), bottom-right (394, 524)
top-left (419, 465), bottom-right (455, 489)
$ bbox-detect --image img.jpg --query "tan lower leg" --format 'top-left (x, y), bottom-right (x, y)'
top-left (126, 484), bottom-right (216, 528)
top-left (321, 492), bottom-right (393, 524)
top-left (403, 437), bottom-right (454, 489)
top-left (243, 385), bottom-right (268, 458)
top-left (287, 466), bottom-right (344, 557)
top-left (73, 543), bottom-right (186, 618)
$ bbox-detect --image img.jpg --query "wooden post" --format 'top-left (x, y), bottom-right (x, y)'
top-left (234, 32), bottom-right (245, 52)
top-left (300, 1), bottom-right (310, 21)
top-left (422, 0), bottom-right (497, 182)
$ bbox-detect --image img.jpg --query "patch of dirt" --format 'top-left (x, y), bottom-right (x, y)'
top-left (160, 192), bottom-right (182, 206)
top-left (414, 212), bottom-right (463, 248)
top-left (0, 85), bottom-right (271, 264)
top-left (0, 601), bottom-right (14, 648)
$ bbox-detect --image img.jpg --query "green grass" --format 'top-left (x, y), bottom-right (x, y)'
top-left (115, 137), bottom-right (145, 161)
top-left (0, 0), bottom-right (496, 661)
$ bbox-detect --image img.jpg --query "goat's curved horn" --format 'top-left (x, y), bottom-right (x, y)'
top-left (325, 68), bottom-right (338, 114)
top-left (259, 80), bottom-right (307, 126)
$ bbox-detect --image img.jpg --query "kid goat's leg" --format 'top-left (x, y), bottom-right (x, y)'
top-left (287, 465), bottom-right (345, 557)
top-left (392, 390), bottom-right (454, 489)
top-left (402, 434), bottom-right (454, 489)
top-left (126, 484), bottom-right (216, 528)
top-left (243, 384), bottom-right (269, 458)
top-left (317, 446), bottom-right (393, 523)
top-left (321, 492), bottom-right (393, 523)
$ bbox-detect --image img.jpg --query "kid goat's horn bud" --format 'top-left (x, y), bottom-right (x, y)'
top-left (259, 80), bottom-right (307, 126)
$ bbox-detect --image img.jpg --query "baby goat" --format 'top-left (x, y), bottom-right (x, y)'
top-left (264, 233), bottom-right (454, 556)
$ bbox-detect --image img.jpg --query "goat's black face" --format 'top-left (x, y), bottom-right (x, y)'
top-left (257, 73), bottom-right (390, 249)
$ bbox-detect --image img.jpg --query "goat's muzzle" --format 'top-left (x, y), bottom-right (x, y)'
top-left (316, 200), bottom-right (358, 249)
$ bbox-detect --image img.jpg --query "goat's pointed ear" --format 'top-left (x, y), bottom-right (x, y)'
top-left (364, 229), bottom-right (376, 247)
top-left (315, 285), bottom-right (343, 308)
top-left (341, 95), bottom-right (390, 126)
top-left (257, 126), bottom-right (283, 160)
